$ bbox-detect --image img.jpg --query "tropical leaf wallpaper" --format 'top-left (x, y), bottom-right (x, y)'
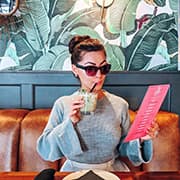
top-left (0, 0), bottom-right (178, 71)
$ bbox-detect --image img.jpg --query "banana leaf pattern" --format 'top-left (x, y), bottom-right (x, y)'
top-left (0, 0), bottom-right (178, 71)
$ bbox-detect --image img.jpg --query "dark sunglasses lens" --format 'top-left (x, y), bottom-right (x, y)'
top-left (86, 67), bottom-right (98, 76)
top-left (100, 64), bottom-right (111, 74)
top-left (84, 64), bottom-right (111, 76)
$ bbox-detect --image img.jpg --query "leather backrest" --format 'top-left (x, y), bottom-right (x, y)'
top-left (0, 109), bottom-right (29, 171)
top-left (19, 109), bottom-right (59, 171)
top-left (143, 111), bottom-right (179, 171)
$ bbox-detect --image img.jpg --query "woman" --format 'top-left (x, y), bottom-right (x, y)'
top-left (36, 35), bottom-right (159, 171)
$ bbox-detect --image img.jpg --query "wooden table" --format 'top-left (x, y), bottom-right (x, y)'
top-left (0, 171), bottom-right (135, 180)
top-left (0, 171), bottom-right (179, 180)
top-left (138, 171), bottom-right (180, 180)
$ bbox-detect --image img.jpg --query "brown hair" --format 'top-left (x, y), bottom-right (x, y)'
top-left (68, 35), bottom-right (106, 64)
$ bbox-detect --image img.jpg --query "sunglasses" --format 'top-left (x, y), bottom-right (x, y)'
top-left (75, 63), bottom-right (111, 76)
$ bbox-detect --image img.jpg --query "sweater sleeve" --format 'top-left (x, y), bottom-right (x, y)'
top-left (36, 99), bottom-right (83, 161)
top-left (119, 139), bottom-right (153, 166)
top-left (118, 103), bottom-right (153, 166)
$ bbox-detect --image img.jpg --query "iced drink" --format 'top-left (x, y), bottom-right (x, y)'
top-left (79, 91), bottom-right (97, 115)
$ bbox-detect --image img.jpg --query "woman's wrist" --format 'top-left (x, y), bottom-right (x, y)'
top-left (139, 138), bottom-right (144, 144)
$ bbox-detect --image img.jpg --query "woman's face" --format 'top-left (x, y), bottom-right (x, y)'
top-left (72, 50), bottom-right (108, 92)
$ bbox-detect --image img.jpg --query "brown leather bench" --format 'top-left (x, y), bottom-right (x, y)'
top-left (0, 109), bottom-right (179, 172)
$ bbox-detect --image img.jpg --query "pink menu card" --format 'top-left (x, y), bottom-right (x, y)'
top-left (124, 84), bottom-right (170, 142)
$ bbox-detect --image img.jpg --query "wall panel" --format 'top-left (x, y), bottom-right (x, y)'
top-left (0, 72), bottom-right (179, 116)
top-left (0, 86), bottom-right (21, 108)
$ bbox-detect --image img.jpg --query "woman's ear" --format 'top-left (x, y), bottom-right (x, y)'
top-left (72, 64), bottom-right (78, 78)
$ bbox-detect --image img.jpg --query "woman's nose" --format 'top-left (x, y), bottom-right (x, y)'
top-left (96, 69), bottom-right (102, 77)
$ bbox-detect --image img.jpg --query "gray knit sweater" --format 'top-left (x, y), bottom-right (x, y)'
top-left (37, 90), bottom-right (152, 170)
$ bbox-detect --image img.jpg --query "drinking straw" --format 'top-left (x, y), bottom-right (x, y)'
top-left (90, 83), bottom-right (97, 92)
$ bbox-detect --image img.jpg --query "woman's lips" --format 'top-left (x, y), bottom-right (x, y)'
top-left (94, 80), bottom-right (103, 87)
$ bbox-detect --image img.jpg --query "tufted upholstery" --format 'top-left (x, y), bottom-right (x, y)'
top-left (0, 109), bottom-right (29, 171)
top-left (19, 109), bottom-right (59, 171)
top-left (143, 111), bottom-right (180, 171)
top-left (0, 109), bottom-right (179, 172)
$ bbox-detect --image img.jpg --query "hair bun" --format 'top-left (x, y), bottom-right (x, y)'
top-left (68, 35), bottom-right (90, 54)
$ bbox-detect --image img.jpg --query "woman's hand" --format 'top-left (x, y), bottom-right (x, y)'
top-left (140, 121), bottom-right (160, 142)
top-left (69, 95), bottom-right (84, 125)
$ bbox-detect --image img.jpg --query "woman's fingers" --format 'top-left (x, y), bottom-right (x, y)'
top-left (141, 121), bottom-right (160, 141)
top-left (146, 121), bottom-right (160, 138)
top-left (69, 96), bottom-right (84, 124)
